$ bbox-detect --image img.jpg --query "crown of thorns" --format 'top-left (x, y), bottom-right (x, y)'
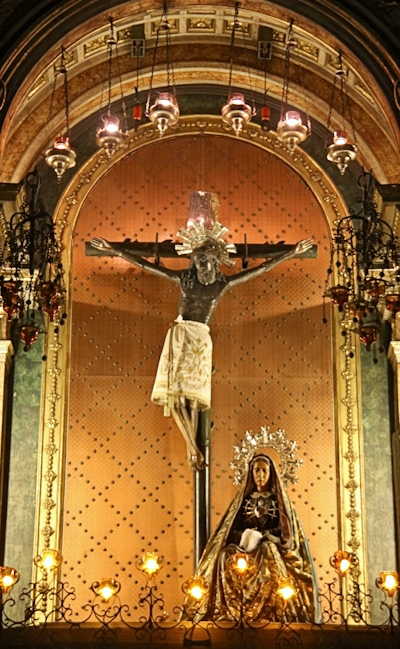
top-left (175, 220), bottom-right (237, 267)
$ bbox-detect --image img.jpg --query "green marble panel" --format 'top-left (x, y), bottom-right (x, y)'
top-left (3, 328), bottom-right (43, 612)
top-left (360, 343), bottom-right (396, 623)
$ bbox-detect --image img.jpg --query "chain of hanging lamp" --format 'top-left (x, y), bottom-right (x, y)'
top-left (221, 2), bottom-right (255, 136)
top-left (145, 1), bottom-right (180, 136)
top-left (276, 20), bottom-right (309, 152)
top-left (44, 47), bottom-right (77, 182)
top-left (325, 52), bottom-right (357, 175)
top-left (95, 18), bottom-right (128, 157)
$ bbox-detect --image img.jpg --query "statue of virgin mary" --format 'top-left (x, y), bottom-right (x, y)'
top-left (185, 453), bottom-right (322, 623)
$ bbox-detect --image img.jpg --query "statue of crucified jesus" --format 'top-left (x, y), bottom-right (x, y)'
top-left (90, 191), bottom-right (313, 471)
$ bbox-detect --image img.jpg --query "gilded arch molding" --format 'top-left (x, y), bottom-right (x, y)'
top-left (33, 116), bottom-right (368, 600)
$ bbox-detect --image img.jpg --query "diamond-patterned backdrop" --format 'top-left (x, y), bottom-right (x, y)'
top-left (63, 135), bottom-right (336, 613)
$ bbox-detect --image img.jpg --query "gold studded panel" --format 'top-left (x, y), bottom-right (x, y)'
top-left (63, 134), bottom-right (337, 613)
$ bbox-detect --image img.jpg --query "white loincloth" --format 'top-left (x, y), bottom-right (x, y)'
top-left (151, 315), bottom-right (212, 415)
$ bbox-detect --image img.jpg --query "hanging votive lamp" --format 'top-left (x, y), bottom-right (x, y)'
top-left (221, 92), bottom-right (252, 137)
top-left (327, 130), bottom-right (357, 175)
top-left (148, 92), bottom-right (180, 137)
top-left (132, 103), bottom-right (143, 131)
top-left (92, 578), bottom-right (121, 602)
top-left (325, 53), bottom-right (357, 175)
top-left (221, 3), bottom-right (255, 137)
top-left (146, 4), bottom-right (179, 137)
top-left (96, 114), bottom-right (126, 158)
top-left (260, 105), bottom-right (271, 132)
top-left (45, 135), bottom-right (76, 183)
top-left (277, 111), bottom-right (308, 152)
top-left (276, 576), bottom-right (296, 601)
top-left (376, 571), bottom-right (399, 599)
top-left (96, 19), bottom-right (128, 157)
top-left (136, 552), bottom-right (164, 579)
top-left (20, 324), bottom-right (40, 352)
top-left (0, 566), bottom-right (20, 594)
top-left (45, 47), bottom-right (77, 182)
top-left (359, 325), bottom-right (378, 351)
top-left (386, 293), bottom-right (400, 315)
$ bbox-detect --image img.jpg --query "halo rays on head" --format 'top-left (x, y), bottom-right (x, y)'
top-left (230, 426), bottom-right (302, 487)
top-left (175, 220), bottom-right (237, 267)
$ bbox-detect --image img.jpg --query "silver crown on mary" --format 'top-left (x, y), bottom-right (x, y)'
top-left (175, 191), bottom-right (237, 267)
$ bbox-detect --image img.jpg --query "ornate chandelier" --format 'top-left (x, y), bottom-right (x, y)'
top-left (0, 169), bottom-right (67, 355)
top-left (324, 170), bottom-right (400, 358)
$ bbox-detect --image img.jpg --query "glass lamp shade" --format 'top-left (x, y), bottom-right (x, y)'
top-left (0, 566), bottom-right (20, 594)
top-left (45, 135), bottom-right (76, 182)
top-left (20, 324), bottom-right (40, 351)
top-left (377, 571), bottom-right (400, 598)
top-left (96, 114), bottom-right (126, 157)
top-left (136, 552), bottom-right (164, 579)
top-left (327, 131), bottom-right (357, 175)
top-left (330, 286), bottom-right (349, 309)
top-left (221, 93), bottom-right (253, 136)
top-left (330, 550), bottom-right (357, 577)
top-left (182, 576), bottom-right (209, 601)
top-left (35, 548), bottom-right (63, 571)
top-left (359, 325), bottom-right (377, 351)
top-left (277, 111), bottom-right (308, 152)
top-left (276, 576), bottom-right (296, 601)
top-left (92, 578), bottom-right (121, 602)
top-left (226, 552), bottom-right (256, 581)
top-left (260, 105), bottom-right (271, 132)
top-left (148, 92), bottom-right (180, 136)
top-left (132, 104), bottom-right (143, 131)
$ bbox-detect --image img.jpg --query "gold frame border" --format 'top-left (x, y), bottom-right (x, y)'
top-left (33, 116), bottom-right (368, 605)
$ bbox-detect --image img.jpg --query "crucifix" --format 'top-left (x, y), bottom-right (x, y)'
top-left (87, 191), bottom-right (316, 563)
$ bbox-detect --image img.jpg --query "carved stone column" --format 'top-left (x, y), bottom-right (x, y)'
top-left (0, 339), bottom-right (14, 561)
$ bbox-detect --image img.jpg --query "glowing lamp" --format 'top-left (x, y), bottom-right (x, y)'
top-left (330, 550), bottom-right (357, 577)
top-left (0, 566), bottom-right (20, 594)
top-left (227, 552), bottom-right (256, 581)
top-left (183, 576), bottom-right (209, 601)
top-left (277, 111), bottom-right (308, 152)
top-left (148, 92), bottom-right (180, 137)
top-left (136, 552), bottom-right (164, 579)
top-left (333, 130), bottom-right (348, 146)
top-left (285, 111), bottom-right (302, 126)
top-left (276, 576), bottom-right (296, 601)
top-left (45, 135), bottom-right (76, 182)
top-left (377, 571), bottom-right (399, 598)
top-left (327, 133), bottom-right (357, 175)
top-left (91, 578), bottom-right (121, 602)
top-left (96, 115), bottom-right (126, 157)
top-left (221, 93), bottom-right (253, 137)
top-left (35, 548), bottom-right (63, 572)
